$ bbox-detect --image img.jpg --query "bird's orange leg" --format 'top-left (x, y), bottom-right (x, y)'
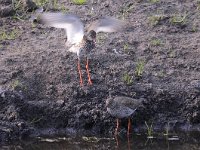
top-left (127, 118), bottom-right (132, 136)
top-left (127, 134), bottom-right (131, 150)
top-left (115, 118), bottom-right (120, 135)
top-left (77, 59), bottom-right (83, 86)
top-left (86, 58), bottom-right (92, 85)
top-left (114, 133), bottom-right (119, 149)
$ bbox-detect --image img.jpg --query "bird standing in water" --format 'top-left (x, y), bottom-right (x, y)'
top-left (40, 13), bottom-right (126, 86)
top-left (106, 93), bottom-right (143, 136)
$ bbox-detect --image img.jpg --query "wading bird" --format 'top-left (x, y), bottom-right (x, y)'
top-left (106, 93), bottom-right (143, 136)
top-left (40, 13), bottom-right (126, 86)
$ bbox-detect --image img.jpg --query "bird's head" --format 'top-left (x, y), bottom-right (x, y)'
top-left (87, 30), bottom-right (96, 42)
top-left (106, 89), bottom-right (115, 107)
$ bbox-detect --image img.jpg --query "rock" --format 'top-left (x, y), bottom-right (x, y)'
top-left (0, 5), bottom-right (15, 17)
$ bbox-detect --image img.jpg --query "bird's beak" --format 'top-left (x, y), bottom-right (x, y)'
top-left (93, 41), bottom-right (96, 47)
top-left (105, 101), bottom-right (108, 107)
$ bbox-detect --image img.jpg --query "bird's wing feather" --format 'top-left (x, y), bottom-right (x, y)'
top-left (40, 12), bottom-right (84, 44)
top-left (114, 97), bottom-right (142, 109)
top-left (87, 16), bottom-right (126, 33)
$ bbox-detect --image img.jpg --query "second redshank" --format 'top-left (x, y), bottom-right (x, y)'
top-left (40, 12), bottom-right (126, 86)
top-left (106, 92), bottom-right (143, 136)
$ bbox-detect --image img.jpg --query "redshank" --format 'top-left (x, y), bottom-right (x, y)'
top-left (106, 93), bottom-right (143, 136)
top-left (40, 12), bottom-right (126, 86)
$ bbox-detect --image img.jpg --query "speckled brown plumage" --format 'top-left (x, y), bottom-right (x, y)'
top-left (106, 94), bottom-right (143, 135)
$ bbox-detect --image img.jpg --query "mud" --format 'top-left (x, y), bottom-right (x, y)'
top-left (0, 0), bottom-right (200, 143)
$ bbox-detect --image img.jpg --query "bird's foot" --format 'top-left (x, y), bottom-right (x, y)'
top-left (80, 81), bottom-right (83, 86)
top-left (88, 79), bottom-right (92, 85)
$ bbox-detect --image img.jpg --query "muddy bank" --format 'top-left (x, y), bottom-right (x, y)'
top-left (1, 0), bottom-right (200, 142)
top-left (1, 82), bottom-right (200, 142)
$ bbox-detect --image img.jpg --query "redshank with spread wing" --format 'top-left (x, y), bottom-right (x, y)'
top-left (40, 13), bottom-right (126, 86)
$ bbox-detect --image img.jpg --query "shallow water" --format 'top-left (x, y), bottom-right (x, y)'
top-left (1, 132), bottom-right (200, 150)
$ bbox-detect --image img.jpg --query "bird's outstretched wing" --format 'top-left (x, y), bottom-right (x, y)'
top-left (87, 16), bottom-right (126, 33)
top-left (40, 12), bottom-right (84, 44)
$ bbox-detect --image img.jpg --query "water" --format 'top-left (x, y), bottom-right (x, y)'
top-left (1, 132), bottom-right (200, 150)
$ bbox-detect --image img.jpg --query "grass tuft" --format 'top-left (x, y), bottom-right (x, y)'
top-left (150, 38), bottom-right (162, 46)
top-left (148, 15), bottom-right (164, 26)
top-left (0, 29), bottom-right (19, 41)
top-left (61, 4), bottom-right (69, 12)
top-left (30, 117), bottom-right (43, 124)
top-left (12, 0), bottom-right (23, 11)
top-left (123, 43), bottom-right (130, 53)
top-left (197, 0), bottom-right (200, 10)
top-left (33, 0), bottom-right (49, 7)
top-left (72, 0), bottom-right (87, 5)
top-left (191, 24), bottom-right (198, 32)
top-left (52, 0), bottom-right (58, 8)
top-left (135, 60), bottom-right (145, 77)
top-left (122, 72), bottom-right (133, 85)
top-left (170, 14), bottom-right (187, 25)
top-left (11, 80), bottom-right (25, 90)
top-left (145, 121), bottom-right (154, 138)
top-left (149, 0), bottom-right (160, 3)
top-left (121, 4), bottom-right (135, 19)
top-left (163, 122), bottom-right (170, 136)
top-left (33, 0), bottom-right (59, 9)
